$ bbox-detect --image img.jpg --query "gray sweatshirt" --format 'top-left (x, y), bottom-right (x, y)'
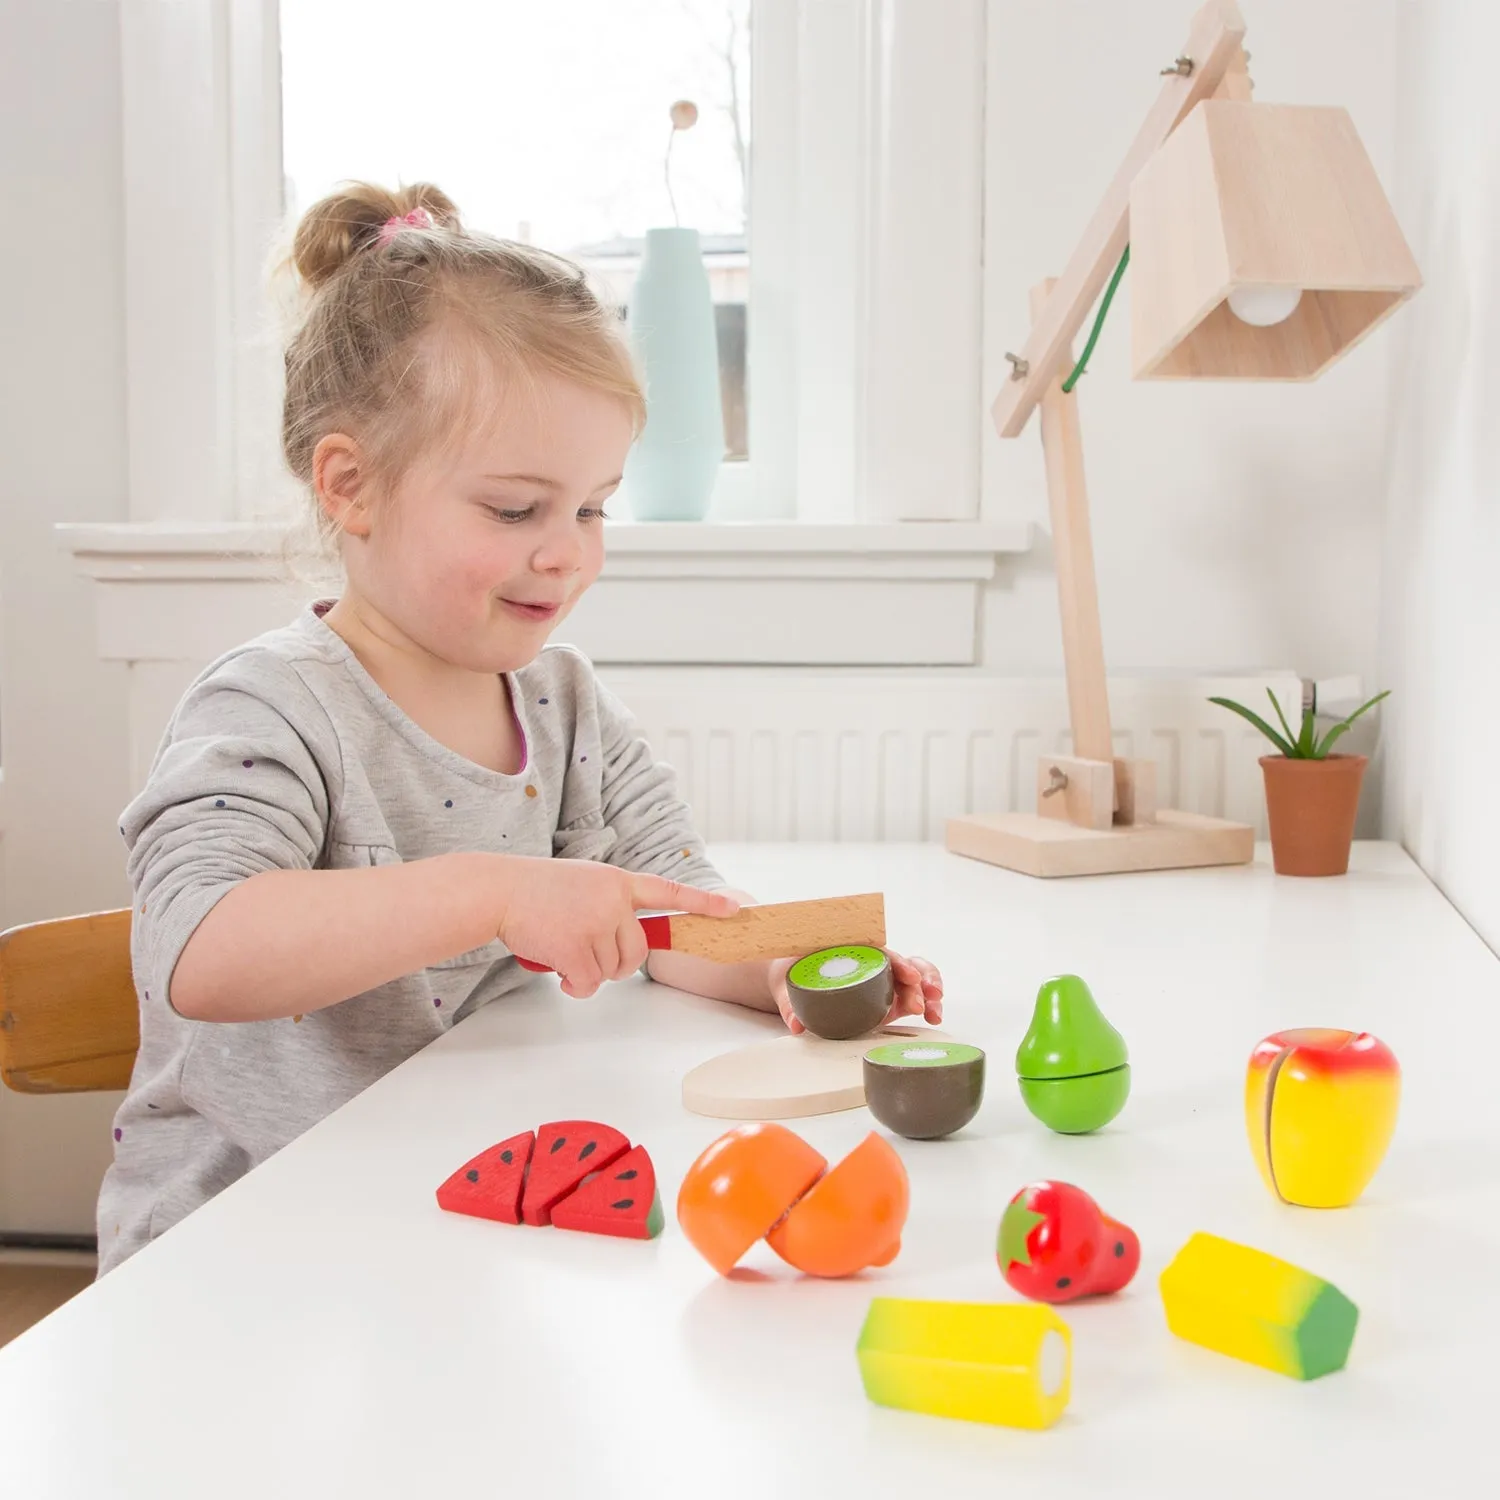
top-left (96, 600), bottom-right (724, 1275)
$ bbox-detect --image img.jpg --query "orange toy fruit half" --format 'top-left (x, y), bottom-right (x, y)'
top-left (765, 1132), bottom-right (909, 1277)
top-left (676, 1122), bottom-right (828, 1275)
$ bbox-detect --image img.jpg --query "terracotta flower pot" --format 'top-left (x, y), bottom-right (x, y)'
top-left (1258, 754), bottom-right (1368, 876)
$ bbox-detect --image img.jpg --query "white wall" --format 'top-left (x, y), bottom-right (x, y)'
top-left (1378, 2), bottom-right (1500, 947)
top-left (0, 0), bottom-right (134, 1234)
top-left (981, 1), bottom-right (1403, 818)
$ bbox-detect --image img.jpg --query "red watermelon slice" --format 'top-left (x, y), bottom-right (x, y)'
top-left (436, 1131), bottom-right (535, 1224)
top-left (521, 1120), bottom-right (630, 1226)
top-left (551, 1145), bottom-right (663, 1240)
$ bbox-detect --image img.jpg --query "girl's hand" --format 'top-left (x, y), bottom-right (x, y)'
top-left (767, 949), bottom-right (944, 1035)
top-left (491, 856), bottom-right (739, 999)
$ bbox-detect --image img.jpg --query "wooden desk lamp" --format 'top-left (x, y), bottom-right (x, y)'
top-left (946, 0), bottom-right (1421, 879)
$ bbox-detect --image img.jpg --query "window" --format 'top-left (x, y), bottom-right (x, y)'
top-left (279, 0), bottom-right (752, 460)
top-left (113, 0), bottom-right (988, 528)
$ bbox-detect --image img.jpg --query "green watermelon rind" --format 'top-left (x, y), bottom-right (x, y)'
top-left (644, 1189), bottom-right (664, 1239)
top-left (549, 1145), bottom-right (664, 1241)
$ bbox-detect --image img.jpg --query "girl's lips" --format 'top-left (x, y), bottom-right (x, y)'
top-left (502, 598), bottom-right (561, 622)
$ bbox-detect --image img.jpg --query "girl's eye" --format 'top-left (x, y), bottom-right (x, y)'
top-left (482, 504), bottom-right (610, 523)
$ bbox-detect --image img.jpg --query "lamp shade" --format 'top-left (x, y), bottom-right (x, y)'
top-left (1129, 101), bottom-right (1421, 380)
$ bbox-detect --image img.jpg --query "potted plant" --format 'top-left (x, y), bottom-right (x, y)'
top-left (1208, 688), bottom-right (1390, 876)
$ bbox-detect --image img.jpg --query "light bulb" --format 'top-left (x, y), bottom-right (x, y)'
top-left (1227, 285), bottom-right (1304, 327)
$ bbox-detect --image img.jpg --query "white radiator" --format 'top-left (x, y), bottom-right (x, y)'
top-left (598, 668), bottom-right (1302, 843)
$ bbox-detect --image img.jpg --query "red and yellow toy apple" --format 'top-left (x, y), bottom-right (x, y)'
top-left (1245, 1029), bottom-right (1400, 1208)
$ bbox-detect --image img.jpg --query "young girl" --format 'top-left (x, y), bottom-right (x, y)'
top-left (96, 182), bottom-right (943, 1276)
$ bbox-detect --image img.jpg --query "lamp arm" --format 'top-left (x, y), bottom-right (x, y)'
top-left (990, 0), bottom-right (1248, 440)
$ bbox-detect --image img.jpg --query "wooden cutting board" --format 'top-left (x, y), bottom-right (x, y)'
top-left (682, 1024), bottom-right (957, 1121)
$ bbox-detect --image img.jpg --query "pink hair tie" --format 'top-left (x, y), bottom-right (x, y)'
top-left (377, 207), bottom-right (433, 245)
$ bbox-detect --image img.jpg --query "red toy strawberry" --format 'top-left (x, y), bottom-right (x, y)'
top-left (997, 1180), bottom-right (1140, 1303)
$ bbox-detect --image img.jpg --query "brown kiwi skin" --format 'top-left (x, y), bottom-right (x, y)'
top-left (786, 957), bottom-right (893, 1040)
top-left (863, 1049), bottom-right (986, 1139)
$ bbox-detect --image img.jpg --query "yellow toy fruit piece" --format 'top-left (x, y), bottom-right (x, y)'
top-left (856, 1297), bottom-right (1071, 1429)
top-left (1245, 1029), bottom-right (1400, 1208)
top-left (1159, 1231), bottom-right (1359, 1380)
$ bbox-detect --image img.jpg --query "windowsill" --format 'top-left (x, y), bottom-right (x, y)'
top-left (55, 517), bottom-right (1035, 667)
top-left (55, 518), bottom-right (1033, 577)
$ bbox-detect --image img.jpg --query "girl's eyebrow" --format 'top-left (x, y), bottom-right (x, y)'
top-left (480, 473), bottom-right (623, 495)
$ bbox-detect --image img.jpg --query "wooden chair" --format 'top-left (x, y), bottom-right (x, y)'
top-left (0, 910), bottom-right (138, 1093)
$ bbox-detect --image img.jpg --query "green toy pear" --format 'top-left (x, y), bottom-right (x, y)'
top-left (1015, 975), bottom-right (1130, 1133)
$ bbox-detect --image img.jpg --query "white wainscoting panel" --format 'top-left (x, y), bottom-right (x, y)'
top-left (55, 521), bottom-right (1296, 844)
top-left (598, 667), bottom-right (1299, 842)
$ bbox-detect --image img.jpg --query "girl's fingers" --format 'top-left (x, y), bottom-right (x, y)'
top-left (884, 982), bottom-right (922, 1022)
top-left (779, 983), bottom-right (806, 1033)
top-left (888, 951), bottom-right (943, 989)
top-left (768, 959), bottom-right (806, 1034)
top-left (881, 949), bottom-right (944, 1025)
top-left (593, 934), bottom-right (623, 985)
top-left (779, 991), bottom-right (805, 1033)
top-left (561, 954), bottom-right (603, 998)
top-left (617, 918), bottom-right (649, 977)
top-left (627, 873), bottom-right (740, 917)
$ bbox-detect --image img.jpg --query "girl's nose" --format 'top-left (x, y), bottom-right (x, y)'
top-left (532, 520), bottom-right (585, 574)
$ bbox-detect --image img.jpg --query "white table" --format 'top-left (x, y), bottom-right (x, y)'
top-left (3, 842), bottom-right (1496, 1497)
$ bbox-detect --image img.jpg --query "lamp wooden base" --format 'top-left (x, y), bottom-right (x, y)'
top-left (945, 808), bottom-right (1254, 879)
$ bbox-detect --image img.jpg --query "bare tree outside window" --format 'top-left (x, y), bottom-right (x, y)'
top-left (280, 0), bottom-right (752, 457)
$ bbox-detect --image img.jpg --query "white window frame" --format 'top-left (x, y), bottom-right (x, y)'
top-left (117, 0), bottom-right (992, 530)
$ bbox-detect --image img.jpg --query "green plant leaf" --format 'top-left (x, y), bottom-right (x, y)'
top-left (1296, 705), bottom-right (1318, 758)
top-left (1267, 688), bottom-right (1298, 749)
top-left (1316, 721), bottom-right (1354, 756)
top-left (1313, 689), bottom-right (1391, 758)
top-left (1208, 696), bottom-right (1296, 757)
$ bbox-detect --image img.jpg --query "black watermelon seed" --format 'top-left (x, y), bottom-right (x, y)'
top-left (1056, 1277), bottom-right (1072, 1289)
top-left (1115, 1241), bottom-right (1125, 1257)
top-left (500, 1150), bottom-right (513, 1165)
top-left (616, 1169), bottom-right (638, 1181)
top-left (466, 1170), bottom-right (480, 1183)
top-left (579, 1141), bottom-right (597, 1161)
top-left (550, 1137), bottom-right (566, 1154)
top-left (610, 1199), bottom-right (635, 1211)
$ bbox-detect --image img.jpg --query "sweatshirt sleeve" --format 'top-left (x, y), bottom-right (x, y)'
top-left (590, 674), bottom-right (726, 892)
top-left (121, 654), bottom-right (340, 1017)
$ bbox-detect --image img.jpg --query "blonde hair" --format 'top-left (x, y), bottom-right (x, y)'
top-left (276, 180), bottom-right (644, 552)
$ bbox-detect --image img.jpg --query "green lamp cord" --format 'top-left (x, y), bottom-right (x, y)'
top-left (1061, 243), bottom-right (1130, 393)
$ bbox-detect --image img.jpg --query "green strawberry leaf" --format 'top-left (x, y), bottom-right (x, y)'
top-left (997, 1196), bottom-right (1048, 1268)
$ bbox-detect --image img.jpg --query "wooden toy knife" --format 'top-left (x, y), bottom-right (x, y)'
top-left (515, 891), bottom-right (886, 972)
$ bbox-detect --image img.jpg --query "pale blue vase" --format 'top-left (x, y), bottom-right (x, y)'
top-left (622, 227), bottom-right (725, 520)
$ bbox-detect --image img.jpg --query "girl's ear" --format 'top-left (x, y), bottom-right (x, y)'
top-left (311, 433), bottom-right (373, 538)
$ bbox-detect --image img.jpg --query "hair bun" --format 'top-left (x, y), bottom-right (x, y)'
top-left (288, 180), bottom-right (462, 291)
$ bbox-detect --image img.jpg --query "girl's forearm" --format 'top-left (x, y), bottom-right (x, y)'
top-left (643, 886), bottom-right (778, 1013)
top-left (168, 852), bottom-right (505, 1023)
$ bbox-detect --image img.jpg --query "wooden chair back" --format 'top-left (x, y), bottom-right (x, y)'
top-left (0, 909), bottom-right (138, 1093)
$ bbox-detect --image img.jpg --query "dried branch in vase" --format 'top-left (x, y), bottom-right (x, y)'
top-left (664, 98), bottom-right (698, 227)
